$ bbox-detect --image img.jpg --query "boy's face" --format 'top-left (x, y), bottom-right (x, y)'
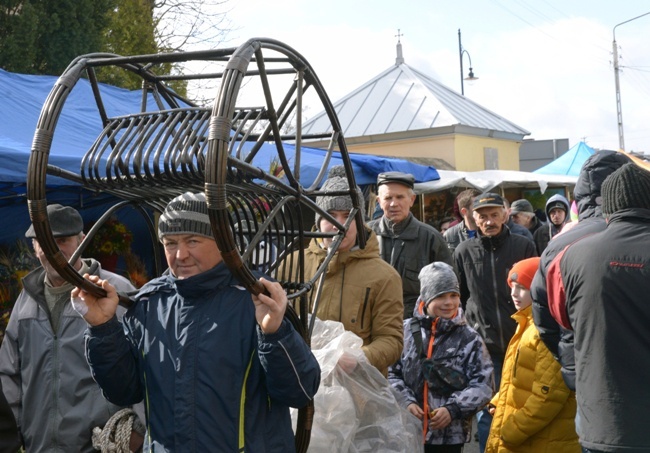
top-left (425, 292), bottom-right (460, 319)
top-left (510, 282), bottom-right (532, 310)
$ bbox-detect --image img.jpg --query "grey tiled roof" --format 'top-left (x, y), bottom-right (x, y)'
top-left (304, 61), bottom-right (530, 139)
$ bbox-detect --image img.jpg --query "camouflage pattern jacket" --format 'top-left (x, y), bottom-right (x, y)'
top-left (388, 303), bottom-right (493, 445)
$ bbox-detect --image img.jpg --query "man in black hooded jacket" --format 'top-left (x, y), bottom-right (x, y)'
top-left (545, 161), bottom-right (650, 452)
top-left (530, 150), bottom-right (631, 389)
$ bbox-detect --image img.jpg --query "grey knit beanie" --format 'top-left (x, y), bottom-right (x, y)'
top-left (158, 192), bottom-right (213, 240)
top-left (601, 163), bottom-right (650, 216)
top-left (315, 166), bottom-right (365, 227)
top-left (419, 262), bottom-right (460, 307)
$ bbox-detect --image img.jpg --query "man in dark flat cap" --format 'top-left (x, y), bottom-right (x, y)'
top-left (0, 204), bottom-right (142, 452)
top-left (368, 171), bottom-right (452, 319)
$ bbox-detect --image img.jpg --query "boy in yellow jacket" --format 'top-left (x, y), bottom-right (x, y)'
top-left (486, 257), bottom-right (579, 453)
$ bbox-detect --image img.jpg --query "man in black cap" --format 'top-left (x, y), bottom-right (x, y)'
top-left (453, 192), bottom-right (536, 452)
top-left (546, 162), bottom-right (650, 452)
top-left (368, 171), bottom-right (452, 319)
top-left (0, 204), bottom-right (142, 453)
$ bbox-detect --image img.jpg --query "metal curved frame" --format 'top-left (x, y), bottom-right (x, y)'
top-left (26, 38), bottom-right (366, 452)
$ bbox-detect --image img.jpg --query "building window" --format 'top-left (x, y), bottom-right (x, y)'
top-left (484, 147), bottom-right (498, 169)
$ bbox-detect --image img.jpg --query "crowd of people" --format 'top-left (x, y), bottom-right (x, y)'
top-left (1, 150), bottom-right (649, 453)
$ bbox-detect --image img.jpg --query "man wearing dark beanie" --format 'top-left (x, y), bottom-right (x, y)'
top-left (546, 161), bottom-right (650, 452)
top-left (73, 192), bottom-right (321, 452)
top-left (281, 166), bottom-right (404, 375)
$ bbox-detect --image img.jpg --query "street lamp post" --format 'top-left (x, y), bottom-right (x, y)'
top-left (458, 29), bottom-right (478, 96)
top-left (612, 11), bottom-right (650, 151)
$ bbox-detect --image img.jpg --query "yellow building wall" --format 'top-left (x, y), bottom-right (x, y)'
top-left (345, 133), bottom-right (521, 171)
top-left (348, 136), bottom-right (456, 168)
top-left (453, 135), bottom-right (521, 171)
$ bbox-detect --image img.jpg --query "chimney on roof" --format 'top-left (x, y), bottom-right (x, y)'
top-left (395, 29), bottom-right (404, 65)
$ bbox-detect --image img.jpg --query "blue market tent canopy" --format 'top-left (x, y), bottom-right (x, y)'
top-left (0, 69), bottom-right (438, 189)
top-left (241, 143), bottom-right (440, 189)
top-left (533, 141), bottom-right (595, 176)
top-left (0, 69), bottom-right (439, 245)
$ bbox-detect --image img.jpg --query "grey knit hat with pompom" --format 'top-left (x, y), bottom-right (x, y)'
top-left (315, 166), bottom-right (365, 227)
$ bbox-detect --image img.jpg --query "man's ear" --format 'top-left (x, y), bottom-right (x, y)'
top-left (460, 207), bottom-right (468, 217)
top-left (409, 193), bottom-right (416, 207)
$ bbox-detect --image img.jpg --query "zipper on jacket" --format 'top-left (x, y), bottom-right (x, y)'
top-left (490, 248), bottom-right (506, 353)
top-left (389, 240), bottom-right (405, 268)
top-left (239, 351), bottom-right (255, 452)
top-left (49, 334), bottom-right (61, 449)
top-left (360, 287), bottom-right (371, 329)
top-left (513, 348), bottom-right (520, 378)
top-left (141, 349), bottom-right (153, 447)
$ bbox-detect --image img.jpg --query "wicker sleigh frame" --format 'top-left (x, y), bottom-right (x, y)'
top-left (26, 38), bottom-right (366, 452)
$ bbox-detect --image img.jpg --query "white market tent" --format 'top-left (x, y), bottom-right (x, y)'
top-left (414, 169), bottom-right (577, 194)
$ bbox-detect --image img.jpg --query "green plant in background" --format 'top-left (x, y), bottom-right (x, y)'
top-left (0, 240), bottom-right (38, 344)
top-left (86, 218), bottom-right (133, 257)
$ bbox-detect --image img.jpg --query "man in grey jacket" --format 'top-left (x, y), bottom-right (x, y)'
top-left (369, 171), bottom-right (452, 319)
top-left (0, 204), bottom-right (142, 452)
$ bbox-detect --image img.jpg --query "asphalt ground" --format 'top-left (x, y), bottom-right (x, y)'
top-left (463, 417), bottom-right (480, 453)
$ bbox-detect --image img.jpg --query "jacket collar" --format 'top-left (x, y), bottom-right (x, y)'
top-left (606, 208), bottom-right (650, 225)
top-left (307, 228), bottom-right (380, 273)
top-left (22, 258), bottom-right (101, 302)
top-left (478, 224), bottom-right (509, 250)
top-left (512, 304), bottom-right (533, 326)
top-left (139, 262), bottom-right (235, 302)
top-left (380, 212), bottom-right (415, 237)
top-left (414, 298), bottom-right (466, 332)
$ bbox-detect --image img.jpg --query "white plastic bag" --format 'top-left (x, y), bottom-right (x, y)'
top-left (292, 318), bottom-right (422, 453)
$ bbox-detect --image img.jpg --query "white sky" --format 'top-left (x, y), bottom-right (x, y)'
top-left (214, 0), bottom-right (650, 153)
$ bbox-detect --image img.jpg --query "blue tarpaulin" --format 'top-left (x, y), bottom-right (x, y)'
top-left (0, 68), bottom-right (439, 245)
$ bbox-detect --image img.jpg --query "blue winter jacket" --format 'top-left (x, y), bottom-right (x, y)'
top-left (85, 263), bottom-right (320, 452)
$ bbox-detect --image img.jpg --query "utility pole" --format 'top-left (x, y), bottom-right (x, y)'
top-left (612, 11), bottom-right (650, 151)
top-left (612, 34), bottom-right (624, 151)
